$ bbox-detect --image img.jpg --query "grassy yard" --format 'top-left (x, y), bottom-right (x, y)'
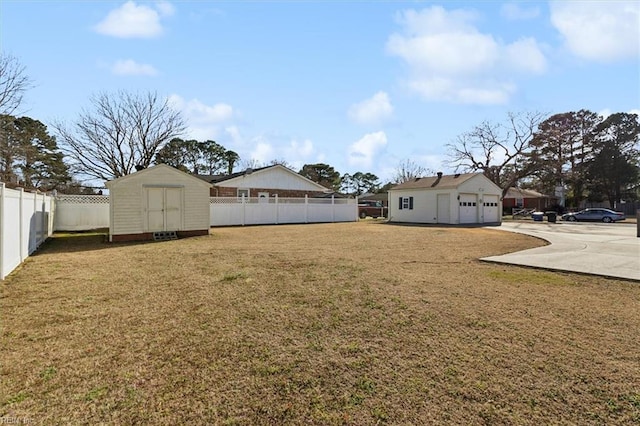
top-left (1, 222), bottom-right (639, 425)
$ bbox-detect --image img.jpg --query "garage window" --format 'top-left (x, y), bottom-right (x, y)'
top-left (398, 196), bottom-right (413, 210)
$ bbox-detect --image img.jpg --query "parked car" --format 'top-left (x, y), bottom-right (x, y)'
top-left (561, 208), bottom-right (626, 223)
top-left (358, 200), bottom-right (388, 219)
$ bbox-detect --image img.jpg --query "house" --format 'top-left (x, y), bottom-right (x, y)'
top-left (196, 164), bottom-right (332, 198)
top-left (105, 164), bottom-right (212, 242)
top-left (358, 192), bottom-right (388, 206)
top-left (502, 187), bottom-right (556, 214)
top-left (388, 172), bottom-right (502, 225)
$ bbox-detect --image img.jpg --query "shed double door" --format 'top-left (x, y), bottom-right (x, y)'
top-left (146, 187), bottom-right (183, 232)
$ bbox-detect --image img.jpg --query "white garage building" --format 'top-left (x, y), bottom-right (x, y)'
top-left (388, 172), bottom-right (502, 225)
top-left (106, 164), bottom-right (212, 242)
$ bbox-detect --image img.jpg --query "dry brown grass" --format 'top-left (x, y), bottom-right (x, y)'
top-left (1, 222), bottom-right (639, 425)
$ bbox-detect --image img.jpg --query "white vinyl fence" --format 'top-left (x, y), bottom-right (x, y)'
top-left (0, 184), bottom-right (54, 279)
top-left (54, 194), bottom-right (110, 231)
top-left (210, 196), bottom-right (358, 226)
top-left (0, 191), bottom-right (357, 279)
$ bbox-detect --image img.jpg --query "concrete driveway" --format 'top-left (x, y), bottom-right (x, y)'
top-left (481, 221), bottom-right (640, 281)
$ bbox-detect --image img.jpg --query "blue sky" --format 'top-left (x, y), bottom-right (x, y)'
top-left (2, 1), bottom-right (639, 183)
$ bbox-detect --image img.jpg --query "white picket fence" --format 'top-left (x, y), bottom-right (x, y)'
top-left (0, 184), bottom-right (54, 279)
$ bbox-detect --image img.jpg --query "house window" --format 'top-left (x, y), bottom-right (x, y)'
top-left (238, 188), bottom-right (250, 198)
top-left (399, 196), bottom-right (413, 210)
top-left (515, 198), bottom-right (524, 207)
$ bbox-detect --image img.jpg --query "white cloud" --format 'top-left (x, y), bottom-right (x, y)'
top-left (348, 131), bottom-right (388, 168)
top-left (598, 108), bottom-right (612, 119)
top-left (599, 108), bottom-right (640, 119)
top-left (111, 59), bottom-right (158, 76)
top-left (289, 139), bottom-right (314, 158)
top-left (245, 137), bottom-right (316, 168)
top-left (550, 1), bottom-right (640, 62)
top-left (386, 6), bottom-right (547, 104)
top-left (168, 94), bottom-right (235, 140)
top-left (407, 77), bottom-right (516, 104)
top-left (94, 1), bottom-right (174, 38)
top-left (250, 140), bottom-right (275, 164)
top-left (504, 37), bottom-right (547, 73)
top-left (348, 92), bottom-right (394, 125)
top-left (155, 1), bottom-right (175, 17)
top-left (500, 2), bottom-right (540, 20)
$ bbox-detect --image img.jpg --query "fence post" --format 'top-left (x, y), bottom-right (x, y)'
top-left (0, 183), bottom-right (4, 280)
top-left (275, 194), bottom-right (279, 225)
top-left (305, 194), bottom-right (308, 223)
top-left (241, 195), bottom-right (246, 226)
top-left (331, 195), bottom-right (335, 223)
top-left (32, 190), bottom-right (37, 254)
top-left (19, 188), bottom-right (25, 261)
top-left (40, 192), bottom-right (45, 245)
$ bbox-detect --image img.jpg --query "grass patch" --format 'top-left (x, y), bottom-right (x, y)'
top-left (486, 269), bottom-right (575, 286)
top-left (2, 222), bottom-right (639, 424)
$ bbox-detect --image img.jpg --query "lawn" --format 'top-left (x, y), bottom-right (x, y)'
top-left (1, 222), bottom-right (639, 425)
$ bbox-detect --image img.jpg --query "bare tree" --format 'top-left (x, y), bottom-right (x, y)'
top-left (240, 158), bottom-right (264, 170)
top-left (53, 91), bottom-right (186, 181)
top-left (0, 54), bottom-right (33, 116)
top-left (445, 111), bottom-right (546, 198)
top-left (392, 159), bottom-right (433, 184)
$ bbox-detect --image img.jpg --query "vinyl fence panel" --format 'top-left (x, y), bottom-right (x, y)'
top-left (210, 196), bottom-right (357, 227)
top-left (54, 195), bottom-right (109, 231)
top-left (0, 185), bottom-right (54, 280)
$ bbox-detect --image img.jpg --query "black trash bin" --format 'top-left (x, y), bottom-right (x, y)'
top-left (545, 211), bottom-right (557, 223)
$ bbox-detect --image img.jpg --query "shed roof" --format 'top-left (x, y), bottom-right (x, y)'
top-left (105, 164), bottom-right (212, 189)
top-left (390, 172), bottom-right (482, 191)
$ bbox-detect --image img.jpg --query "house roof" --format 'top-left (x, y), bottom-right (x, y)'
top-left (389, 172), bottom-right (482, 191)
top-left (105, 164), bottom-right (212, 188)
top-left (196, 164), bottom-right (331, 192)
top-left (505, 187), bottom-right (553, 199)
top-left (195, 165), bottom-right (273, 184)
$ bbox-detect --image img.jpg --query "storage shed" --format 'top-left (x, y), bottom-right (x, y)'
top-left (105, 164), bottom-right (212, 242)
top-left (388, 172), bottom-right (502, 225)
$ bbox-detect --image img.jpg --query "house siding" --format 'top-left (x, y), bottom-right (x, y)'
top-left (213, 186), bottom-right (327, 198)
top-left (106, 165), bottom-right (211, 241)
top-left (210, 165), bottom-right (331, 197)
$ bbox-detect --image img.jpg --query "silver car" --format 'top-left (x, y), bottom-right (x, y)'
top-left (561, 208), bottom-right (626, 223)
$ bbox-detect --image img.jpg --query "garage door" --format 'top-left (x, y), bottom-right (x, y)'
top-left (483, 195), bottom-right (499, 223)
top-left (459, 194), bottom-right (478, 224)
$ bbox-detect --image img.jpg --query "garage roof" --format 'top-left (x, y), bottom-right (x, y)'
top-left (390, 172), bottom-right (481, 190)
